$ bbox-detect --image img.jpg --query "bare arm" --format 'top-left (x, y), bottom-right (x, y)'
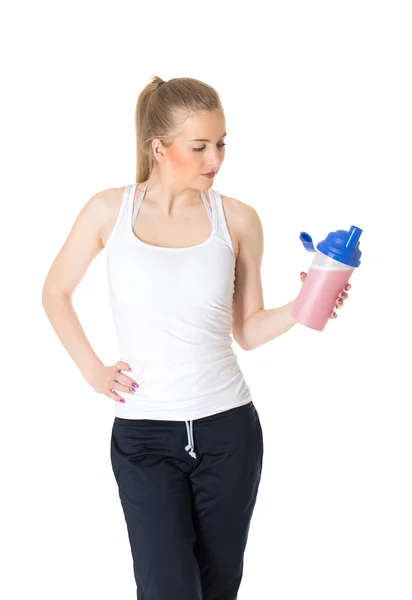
top-left (232, 203), bottom-right (298, 351)
top-left (232, 203), bottom-right (265, 350)
top-left (41, 190), bottom-right (110, 381)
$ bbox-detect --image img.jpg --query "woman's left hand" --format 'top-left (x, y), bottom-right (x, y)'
top-left (300, 272), bottom-right (351, 319)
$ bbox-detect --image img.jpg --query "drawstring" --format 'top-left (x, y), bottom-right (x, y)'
top-left (184, 420), bottom-right (197, 459)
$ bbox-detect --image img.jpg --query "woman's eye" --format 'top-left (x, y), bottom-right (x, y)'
top-left (193, 143), bottom-right (226, 152)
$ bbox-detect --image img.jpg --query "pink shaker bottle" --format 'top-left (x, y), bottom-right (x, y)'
top-left (291, 225), bottom-right (363, 331)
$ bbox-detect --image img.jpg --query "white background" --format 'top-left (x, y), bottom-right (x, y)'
top-left (2, 1), bottom-right (411, 598)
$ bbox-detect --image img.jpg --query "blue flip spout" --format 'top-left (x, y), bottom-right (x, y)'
top-left (345, 226), bottom-right (362, 251)
top-left (299, 232), bottom-right (316, 252)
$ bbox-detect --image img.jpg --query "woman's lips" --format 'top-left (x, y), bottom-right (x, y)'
top-left (201, 171), bottom-right (216, 178)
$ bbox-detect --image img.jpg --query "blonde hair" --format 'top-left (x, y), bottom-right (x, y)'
top-left (134, 75), bottom-right (224, 183)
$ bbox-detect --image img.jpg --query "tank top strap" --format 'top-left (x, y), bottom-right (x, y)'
top-left (131, 181), bottom-right (149, 226)
top-left (104, 183), bottom-right (135, 251)
top-left (211, 189), bottom-right (235, 254)
top-left (201, 190), bottom-right (213, 223)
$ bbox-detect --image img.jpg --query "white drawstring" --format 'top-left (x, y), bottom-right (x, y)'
top-left (184, 420), bottom-right (197, 459)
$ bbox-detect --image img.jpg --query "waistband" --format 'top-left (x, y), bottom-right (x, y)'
top-left (115, 401), bottom-right (254, 460)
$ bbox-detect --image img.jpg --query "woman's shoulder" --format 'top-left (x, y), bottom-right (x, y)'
top-left (97, 186), bottom-right (129, 247)
top-left (219, 193), bottom-right (258, 259)
top-left (220, 193), bottom-right (259, 233)
top-left (220, 193), bottom-right (255, 218)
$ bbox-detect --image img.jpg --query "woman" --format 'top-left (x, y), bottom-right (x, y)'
top-left (42, 76), bottom-right (350, 599)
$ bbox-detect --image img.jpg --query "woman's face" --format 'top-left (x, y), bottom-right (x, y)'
top-left (153, 109), bottom-right (226, 187)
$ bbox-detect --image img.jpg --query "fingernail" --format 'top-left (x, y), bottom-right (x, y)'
top-left (128, 368), bottom-right (133, 371)
top-left (120, 398), bottom-right (126, 403)
top-left (131, 382), bottom-right (138, 388)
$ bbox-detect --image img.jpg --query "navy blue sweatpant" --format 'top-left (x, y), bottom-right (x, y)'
top-left (110, 400), bottom-right (264, 600)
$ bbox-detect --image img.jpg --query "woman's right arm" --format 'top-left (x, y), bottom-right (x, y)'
top-left (41, 189), bottom-right (138, 402)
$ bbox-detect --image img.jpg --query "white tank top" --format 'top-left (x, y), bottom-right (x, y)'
top-left (104, 181), bottom-right (252, 422)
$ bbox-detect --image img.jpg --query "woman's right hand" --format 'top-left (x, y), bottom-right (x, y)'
top-left (87, 360), bottom-right (139, 403)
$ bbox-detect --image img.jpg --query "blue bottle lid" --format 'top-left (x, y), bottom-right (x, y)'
top-left (299, 225), bottom-right (363, 268)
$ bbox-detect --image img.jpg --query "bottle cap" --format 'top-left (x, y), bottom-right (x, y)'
top-left (299, 226), bottom-right (363, 268)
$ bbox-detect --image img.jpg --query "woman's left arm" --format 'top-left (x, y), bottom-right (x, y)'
top-left (232, 205), bottom-right (351, 352)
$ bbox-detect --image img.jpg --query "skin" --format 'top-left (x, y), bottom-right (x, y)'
top-left (42, 108), bottom-right (350, 402)
top-left (139, 109), bottom-right (228, 215)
